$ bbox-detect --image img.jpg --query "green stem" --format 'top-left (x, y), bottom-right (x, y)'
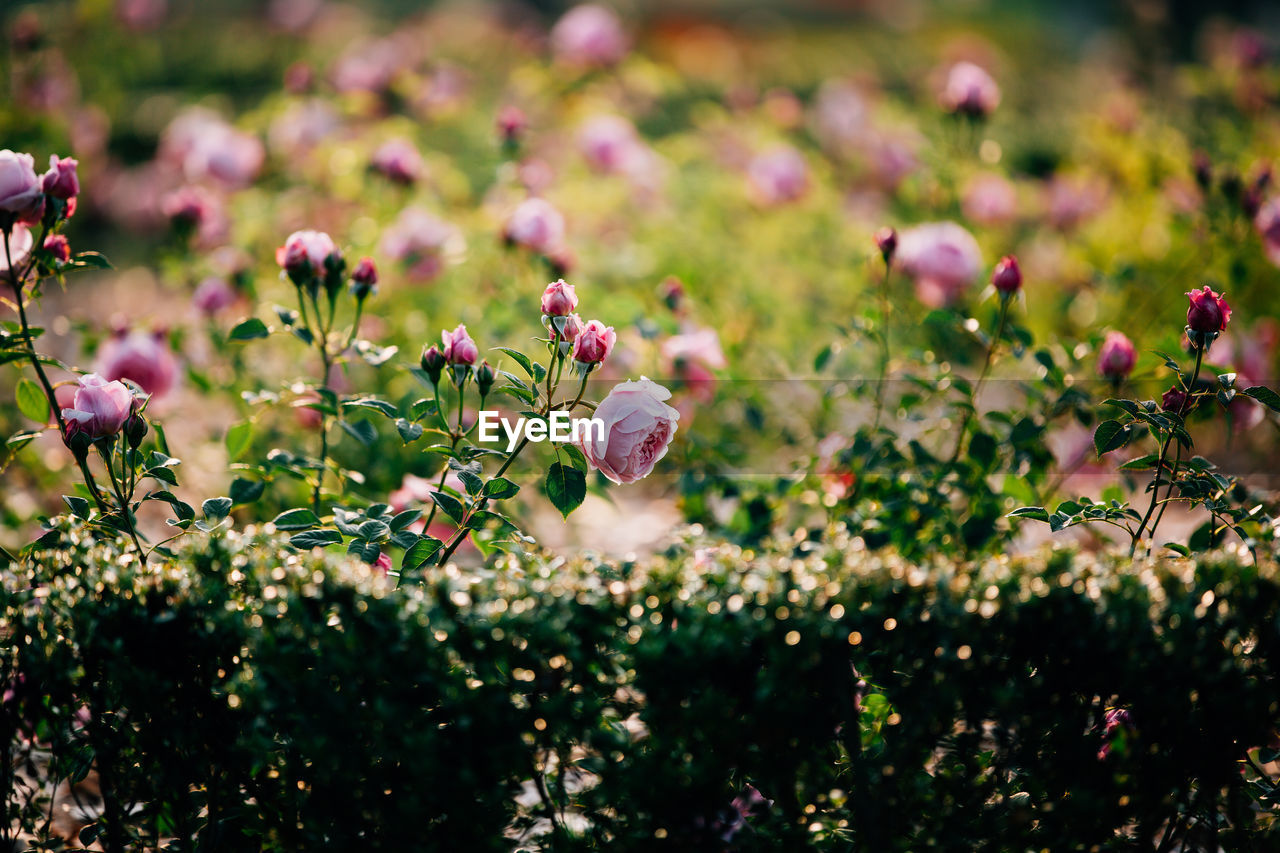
top-left (872, 256), bottom-right (892, 431)
top-left (1132, 345), bottom-right (1204, 554)
top-left (99, 439), bottom-right (147, 565)
top-left (948, 296), bottom-right (1010, 467)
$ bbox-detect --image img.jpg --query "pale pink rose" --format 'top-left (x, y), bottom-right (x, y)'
top-left (962, 173), bottom-right (1018, 225)
top-left (578, 378), bottom-right (679, 484)
top-left (379, 207), bottom-right (464, 282)
top-left (1044, 174), bottom-right (1107, 229)
top-left (0, 225), bottom-right (34, 271)
top-left (862, 128), bottom-right (921, 190)
top-left (503, 197), bottom-right (565, 255)
top-left (940, 61), bottom-right (1000, 117)
top-left (811, 80), bottom-right (868, 154)
top-left (441, 324), bottom-right (478, 366)
top-left (747, 145), bottom-right (810, 206)
top-left (578, 115), bottom-right (642, 173)
top-left (895, 222), bottom-right (983, 308)
top-left (372, 138), bottom-right (424, 185)
top-left (267, 99), bottom-right (338, 157)
top-left (61, 374), bottom-right (135, 440)
top-left (41, 155), bottom-right (79, 200)
top-left (95, 330), bottom-right (179, 398)
top-left (0, 150), bottom-right (44, 225)
top-left (1096, 331), bottom-right (1137, 381)
top-left (277, 229), bottom-right (338, 281)
top-left (551, 4), bottom-right (629, 68)
top-left (192, 276), bottom-right (241, 316)
top-left (160, 109), bottom-right (263, 188)
top-left (571, 319), bottom-right (616, 365)
top-left (661, 328), bottom-right (728, 371)
top-left (330, 38), bottom-right (408, 94)
top-left (541, 279), bottom-right (578, 316)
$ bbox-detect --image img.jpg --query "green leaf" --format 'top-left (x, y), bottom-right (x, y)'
top-left (1242, 386), bottom-right (1280, 413)
top-left (1093, 420), bottom-right (1130, 456)
top-left (1007, 506), bottom-right (1050, 523)
top-left (229, 477), bottom-right (265, 504)
top-left (225, 421), bottom-right (252, 461)
top-left (202, 497), bottom-right (232, 520)
top-left (289, 529), bottom-right (343, 549)
top-left (389, 509), bottom-right (421, 532)
top-left (1163, 542), bottom-right (1192, 557)
top-left (968, 432), bottom-right (997, 469)
top-left (428, 491), bottom-right (466, 524)
top-left (559, 443), bottom-right (589, 471)
top-left (468, 509), bottom-right (519, 535)
top-left (228, 318), bottom-right (270, 341)
top-left (356, 519), bottom-right (390, 541)
top-left (15, 378), bottom-right (48, 424)
top-left (63, 495), bottom-right (90, 519)
top-left (396, 418), bottom-right (424, 444)
top-left (482, 477), bottom-right (520, 500)
top-left (401, 535), bottom-right (443, 572)
top-left (339, 419), bottom-right (377, 446)
top-left (342, 396), bottom-right (399, 418)
top-left (493, 346), bottom-right (536, 378)
top-left (544, 463), bottom-right (586, 519)
top-left (69, 251), bottom-right (112, 270)
top-left (1119, 454), bottom-right (1159, 471)
top-left (273, 508), bottom-right (320, 530)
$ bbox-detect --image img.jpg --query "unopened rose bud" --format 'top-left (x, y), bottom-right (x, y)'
top-left (940, 61), bottom-right (1000, 119)
top-left (572, 319), bottom-right (616, 368)
top-left (441, 324), bottom-right (478, 366)
top-left (659, 276), bottom-right (684, 312)
top-left (1097, 331), bottom-right (1137, 383)
top-left (322, 250), bottom-right (346, 297)
top-left (541, 278), bottom-right (578, 317)
top-left (420, 344), bottom-right (445, 385)
top-left (276, 229), bottom-right (337, 289)
top-left (43, 233), bottom-right (70, 265)
top-left (1161, 386), bottom-right (1189, 413)
top-left (1185, 285), bottom-right (1231, 341)
top-left (124, 410), bottom-right (148, 449)
top-left (476, 361), bottom-right (496, 396)
top-left (991, 255), bottom-right (1021, 296)
top-left (874, 226), bottom-right (897, 263)
top-left (1192, 150), bottom-right (1212, 191)
top-left (350, 256), bottom-right (378, 300)
top-left (41, 155), bottom-right (79, 200)
top-left (496, 104), bottom-right (527, 148)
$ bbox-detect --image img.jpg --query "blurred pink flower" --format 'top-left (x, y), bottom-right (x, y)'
top-left (1044, 174), bottom-right (1107, 229)
top-left (811, 80), bottom-right (868, 154)
top-left (578, 115), bottom-right (641, 173)
top-left (160, 109), bottom-right (263, 188)
top-left (503, 197), bottom-right (565, 255)
top-left (1097, 331), bottom-right (1137, 382)
top-left (940, 61), bottom-right (1000, 118)
top-left (116, 0), bottom-right (166, 31)
top-left (1254, 196), bottom-right (1280, 266)
top-left (95, 329), bottom-right (179, 399)
top-left (551, 4), bottom-right (629, 68)
top-left (896, 222), bottom-right (983, 308)
top-left (747, 145), bottom-right (810, 206)
top-left (268, 0), bottom-right (323, 32)
top-left (663, 328), bottom-right (727, 403)
top-left (962, 173), bottom-right (1018, 225)
top-left (268, 99), bottom-right (339, 157)
top-left (379, 207), bottom-right (464, 282)
top-left (192, 276), bottom-right (241, 316)
top-left (371, 138), bottom-right (424, 185)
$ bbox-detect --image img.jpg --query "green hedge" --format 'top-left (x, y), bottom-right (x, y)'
top-left (4, 523), bottom-right (1280, 850)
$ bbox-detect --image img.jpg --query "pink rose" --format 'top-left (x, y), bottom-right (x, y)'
top-left (41, 155), bottom-right (79, 200)
top-left (192, 276), bottom-right (240, 316)
top-left (541, 279), bottom-right (578, 316)
top-left (1097, 331), bottom-right (1137, 381)
top-left (0, 150), bottom-right (44, 226)
top-left (962, 173), bottom-right (1018, 226)
top-left (991, 255), bottom-right (1022, 295)
top-left (95, 329), bottom-right (179, 398)
top-left (44, 234), bottom-right (71, 265)
top-left (504, 197), bottom-right (565, 255)
top-left (496, 105), bottom-right (528, 145)
top-left (0, 225), bottom-right (34, 271)
top-left (661, 328), bottom-right (727, 371)
top-left (577, 115), bottom-right (643, 174)
top-left (940, 61), bottom-right (1000, 118)
top-left (373, 552), bottom-right (392, 576)
top-left (550, 4), bottom-right (629, 68)
top-left (1044, 174), bottom-right (1107, 230)
top-left (441, 324), bottom-right (478, 366)
top-left (379, 207), bottom-right (463, 282)
top-left (571, 319), bottom-right (616, 365)
top-left (351, 257), bottom-right (378, 297)
top-left (276, 229), bottom-right (338, 284)
top-left (372, 138), bottom-right (424, 185)
top-left (895, 222), bottom-right (983, 308)
top-left (747, 146), bottom-right (809, 206)
top-left (1186, 285), bottom-right (1231, 334)
top-left (578, 378), bottom-right (679, 484)
top-left (61, 374), bottom-right (135, 440)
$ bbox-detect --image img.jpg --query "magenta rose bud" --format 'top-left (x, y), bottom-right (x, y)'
top-left (43, 233), bottom-right (70, 265)
top-left (940, 61), bottom-right (1001, 118)
top-left (991, 255), bottom-right (1022, 295)
top-left (541, 278), bottom-right (578, 317)
top-left (476, 361), bottom-right (496, 396)
top-left (373, 552), bottom-right (392, 576)
top-left (0, 149), bottom-right (45, 227)
top-left (41, 154), bottom-right (79, 199)
top-left (1161, 386), bottom-right (1189, 413)
top-left (420, 343), bottom-right (446, 385)
top-left (874, 226), bottom-right (897, 262)
top-left (350, 256), bottom-right (378, 299)
top-left (1097, 331), bottom-right (1137, 382)
top-left (572, 319), bottom-right (616, 366)
top-left (577, 378), bottom-right (679, 484)
top-left (61, 373), bottom-right (134, 441)
top-left (1185, 285), bottom-right (1231, 334)
top-left (496, 105), bottom-right (528, 145)
top-left (276, 229), bottom-right (337, 287)
top-left (441, 324), bottom-right (478, 366)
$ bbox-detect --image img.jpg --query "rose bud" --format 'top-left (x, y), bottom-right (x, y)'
top-left (420, 344), bottom-right (446, 385)
top-left (541, 278), bottom-right (578, 318)
top-left (0, 149), bottom-right (45, 227)
top-left (940, 61), bottom-right (1001, 119)
top-left (441, 324), bottom-right (478, 366)
top-left (276, 229), bottom-right (338, 288)
top-left (373, 552), bottom-right (392, 576)
top-left (192, 276), bottom-right (239, 316)
top-left (1097, 331), bottom-right (1137, 382)
top-left (124, 403), bottom-right (148, 449)
top-left (874, 226), bottom-right (897, 263)
top-left (1185, 285), bottom-right (1231, 334)
top-left (350, 256), bottom-right (378, 300)
top-left (61, 373), bottom-right (134, 441)
top-left (572, 319), bottom-right (616, 367)
top-left (991, 255), bottom-right (1022, 296)
top-left (496, 104), bottom-right (528, 148)
top-left (1161, 386), bottom-right (1189, 413)
top-left (41, 154), bottom-right (79, 200)
top-left (659, 276), bottom-right (684, 312)
top-left (550, 3), bottom-right (629, 69)
top-left (577, 378), bottom-right (680, 484)
top-left (371, 139), bottom-right (423, 185)
top-left (475, 361), bottom-right (496, 397)
top-left (43, 233), bottom-right (70, 265)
